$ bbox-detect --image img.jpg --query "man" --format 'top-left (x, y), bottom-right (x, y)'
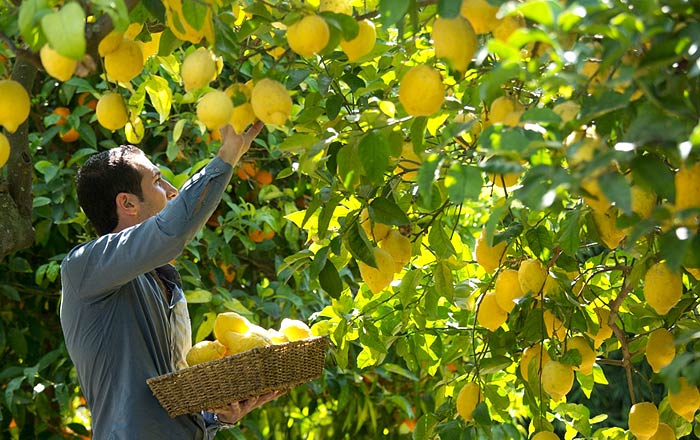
top-left (60, 122), bottom-right (281, 439)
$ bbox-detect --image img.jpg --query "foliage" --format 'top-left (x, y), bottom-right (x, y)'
top-left (1, 0), bottom-right (700, 439)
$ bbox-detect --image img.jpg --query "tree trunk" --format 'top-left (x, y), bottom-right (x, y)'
top-left (0, 58), bottom-right (37, 260)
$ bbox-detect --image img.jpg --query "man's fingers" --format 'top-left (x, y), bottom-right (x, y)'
top-left (244, 121), bottom-right (265, 142)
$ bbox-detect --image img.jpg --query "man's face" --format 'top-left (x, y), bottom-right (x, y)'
top-left (131, 153), bottom-right (178, 222)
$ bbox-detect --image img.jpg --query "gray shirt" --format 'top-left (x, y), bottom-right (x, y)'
top-left (60, 157), bottom-right (233, 440)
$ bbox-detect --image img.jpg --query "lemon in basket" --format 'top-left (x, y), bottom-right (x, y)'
top-left (213, 312), bottom-right (251, 341)
top-left (219, 330), bottom-right (271, 356)
top-left (280, 318), bottom-right (313, 342)
top-left (185, 340), bottom-right (226, 366)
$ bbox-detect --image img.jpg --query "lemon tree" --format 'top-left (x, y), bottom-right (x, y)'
top-left (1, 0), bottom-right (700, 439)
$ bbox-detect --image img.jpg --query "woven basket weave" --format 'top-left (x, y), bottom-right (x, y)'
top-left (147, 336), bottom-right (328, 418)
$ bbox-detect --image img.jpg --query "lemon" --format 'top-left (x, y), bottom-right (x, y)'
top-left (628, 402), bottom-right (659, 440)
top-left (649, 423), bottom-right (675, 440)
top-left (0, 134), bottom-right (9, 169)
top-left (592, 207), bottom-right (627, 249)
top-left (489, 170), bottom-right (521, 188)
top-left (492, 14), bottom-right (525, 42)
top-left (279, 318), bottom-right (313, 342)
top-left (486, 96), bottom-right (521, 125)
top-left (553, 101), bottom-right (580, 124)
top-left (460, 0), bottom-right (501, 34)
top-left (267, 328), bottom-right (289, 344)
top-left (477, 291), bottom-right (508, 331)
top-left (96, 92), bottom-right (129, 132)
top-left (251, 78), bottom-right (293, 126)
top-left (360, 208), bottom-right (391, 242)
top-left (587, 307), bottom-right (613, 349)
top-left (104, 38), bottom-right (144, 83)
top-left (213, 312), bottom-right (252, 341)
top-left (98, 30), bottom-right (124, 56)
top-left (182, 47), bottom-right (218, 91)
top-left (398, 64), bottom-right (445, 117)
top-left (675, 161), bottom-right (700, 212)
top-left (394, 142), bottom-right (422, 181)
top-left (542, 360), bottom-right (574, 401)
top-left (566, 336), bottom-right (596, 375)
top-left (520, 344), bottom-right (550, 382)
top-left (644, 261), bottom-right (682, 316)
top-left (432, 16), bottom-right (477, 72)
top-left (185, 340), bottom-right (227, 366)
top-left (358, 247), bottom-right (396, 294)
top-left (543, 309), bottom-right (566, 341)
top-left (40, 44), bottom-right (77, 82)
top-left (228, 103), bottom-right (256, 133)
top-left (197, 90), bottom-right (234, 131)
top-left (567, 128), bottom-right (602, 167)
top-left (494, 269), bottom-right (523, 312)
top-left (0, 80), bottom-right (30, 133)
top-left (631, 185), bottom-right (656, 218)
top-left (456, 382), bottom-right (482, 422)
top-left (287, 15), bottom-right (330, 57)
top-left (340, 19), bottom-right (376, 62)
top-left (219, 330), bottom-right (270, 356)
top-left (124, 22), bottom-right (144, 40)
top-left (646, 328), bottom-right (675, 373)
top-left (668, 377), bottom-right (700, 421)
top-left (319, 0), bottom-right (353, 15)
top-left (475, 228), bottom-right (507, 273)
top-left (518, 259), bottom-right (548, 296)
top-left (581, 177), bottom-right (611, 213)
top-left (380, 229), bottom-right (412, 272)
top-left (531, 432), bottom-right (559, 440)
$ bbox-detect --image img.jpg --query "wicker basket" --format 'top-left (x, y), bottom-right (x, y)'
top-left (147, 336), bottom-right (328, 418)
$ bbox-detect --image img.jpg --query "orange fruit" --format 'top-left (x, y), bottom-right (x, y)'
top-left (53, 107), bottom-right (80, 142)
top-left (237, 161), bottom-right (258, 180)
top-left (77, 92), bottom-right (97, 110)
top-left (254, 169), bottom-right (273, 185)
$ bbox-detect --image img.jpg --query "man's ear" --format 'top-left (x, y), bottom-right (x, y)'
top-left (115, 192), bottom-right (139, 216)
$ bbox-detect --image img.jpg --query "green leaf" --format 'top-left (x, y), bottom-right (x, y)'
top-left (525, 225), bottom-right (553, 260)
top-left (516, 0), bottom-right (561, 27)
top-left (599, 171), bottom-right (631, 214)
top-left (559, 210), bottom-right (582, 255)
top-left (144, 76), bottom-right (172, 124)
top-left (92, 0), bottom-right (129, 32)
top-left (181, 0), bottom-right (208, 30)
top-left (428, 224), bottom-right (457, 259)
top-left (417, 155), bottom-right (440, 205)
top-left (319, 260), bottom-right (343, 299)
top-left (18, 0), bottom-right (50, 50)
top-left (631, 155), bottom-right (675, 201)
top-left (369, 197), bottom-right (409, 226)
top-left (40, 2), bottom-right (86, 60)
top-left (279, 133), bottom-right (318, 153)
top-left (480, 355), bottom-right (513, 374)
top-left (433, 260), bottom-right (454, 301)
top-left (379, 0), bottom-right (410, 27)
top-left (358, 131), bottom-right (390, 184)
top-left (437, 0), bottom-right (461, 18)
top-left (345, 220), bottom-right (376, 267)
top-left (326, 94), bottom-right (344, 120)
top-left (399, 269), bottom-right (422, 307)
top-left (185, 289), bottom-right (213, 303)
top-left (317, 196), bottom-right (342, 239)
top-left (445, 164), bottom-right (482, 202)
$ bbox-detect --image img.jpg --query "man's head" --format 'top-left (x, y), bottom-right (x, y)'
top-left (76, 145), bottom-right (177, 235)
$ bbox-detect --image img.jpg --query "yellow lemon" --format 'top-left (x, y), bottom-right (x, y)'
top-left (279, 318), bottom-right (313, 342)
top-left (96, 92), bottom-right (129, 132)
top-left (185, 340), bottom-right (227, 366)
top-left (182, 47), bottom-right (218, 91)
top-left (398, 64), bottom-right (445, 117)
top-left (432, 16), bottom-right (477, 72)
top-left (98, 30), bottom-right (124, 56)
top-left (631, 185), bottom-right (656, 219)
top-left (40, 44), bottom-right (77, 82)
top-left (197, 90), bottom-right (234, 131)
top-left (358, 247), bottom-right (396, 294)
top-left (360, 208), bottom-right (391, 242)
top-left (229, 103), bottom-right (257, 133)
top-left (489, 170), bottom-right (521, 188)
top-left (532, 432), bottom-right (559, 440)
top-left (649, 423), bottom-right (675, 440)
top-left (494, 268), bottom-right (523, 312)
top-left (456, 382), bottom-right (482, 422)
top-left (587, 307), bottom-right (613, 349)
top-left (646, 328), bottom-right (675, 373)
top-left (644, 261), bottom-right (682, 316)
top-left (520, 344), bottom-right (550, 382)
top-left (486, 95), bottom-right (521, 125)
top-left (553, 100), bottom-right (580, 124)
top-left (267, 328), bottom-right (289, 344)
top-left (213, 311), bottom-right (252, 341)
top-left (340, 19), bottom-right (376, 62)
top-left (460, 0), bottom-right (501, 34)
top-left (287, 15), bottom-right (330, 57)
top-left (477, 291), bottom-right (508, 331)
top-left (475, 228), bottom-right (507, 273)
top-left (566, 336), bottom-right (596, 375)
top-left (319, 0), bottom-right (353, 15)
top-left (518, 258), bottom-right (548, 296)
top-left (0, 80), bottom-right (30, 133)
top-left (394, 142), bottom-right (422, 181)
top-left (668, 377), bottom-right (700, 421)
top-left (492, 14), bottom-right (525, 42)
top-left (219, 330), bottom-right (270, 356)
top-left (0, 133), bottom-right (9, 169)
top-left (543, 309), bottom-right (567, 341)
top-left (592, 207), bottom-right (627, 249)
top-left (581, 177), bottom-right (611, 213)
top-left (628, 402), bottom-right (659, 440)
top-left (380, 229), bottom-right (412, 272)
top-left (251, 78), bottom-right (293, 126)
top-left (104, 38), bottom-right (144, 83)
top-left (542, 360), bottom-right (574, 401)
top-left (124, 22), bottom-right (144, 40)
top-left (675, 161), bottom-right (700, 212)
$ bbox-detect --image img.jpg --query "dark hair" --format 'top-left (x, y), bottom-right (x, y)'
top-left (76, 145), bottom-right (145, 235)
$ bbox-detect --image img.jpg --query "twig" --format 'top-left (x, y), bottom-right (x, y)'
top-left (606, 266), bottom-right (637, 404)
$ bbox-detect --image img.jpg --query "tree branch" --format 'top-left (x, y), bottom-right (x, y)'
top-left (607, 268), bottom-right (637, 404)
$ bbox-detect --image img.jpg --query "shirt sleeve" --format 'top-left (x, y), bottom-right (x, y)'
top-left (61, 157), bottom-right (233, 300)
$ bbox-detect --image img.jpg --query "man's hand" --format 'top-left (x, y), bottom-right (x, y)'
top-left (216, 121), bottom-right (264, 167)
top-left (212, 390), bottom-right (286, 426)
